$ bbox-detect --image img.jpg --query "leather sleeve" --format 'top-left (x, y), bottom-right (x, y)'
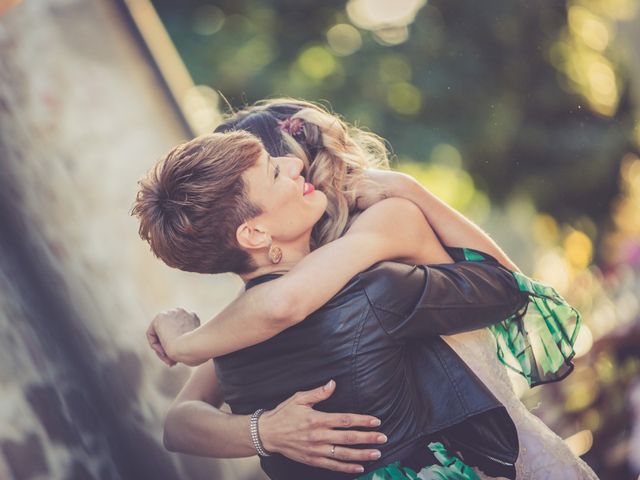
top-left (361, 259), bottom-right (528, 341)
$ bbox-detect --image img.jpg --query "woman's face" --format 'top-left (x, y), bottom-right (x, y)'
top-left (242, 148), bottom-right (327, 243)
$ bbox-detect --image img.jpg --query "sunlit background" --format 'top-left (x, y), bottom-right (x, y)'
top-left (1, 0), bottom-right (639, 479)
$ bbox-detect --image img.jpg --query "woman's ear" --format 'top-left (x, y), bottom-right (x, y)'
top-left (236, 221), bottom-right (271, 252)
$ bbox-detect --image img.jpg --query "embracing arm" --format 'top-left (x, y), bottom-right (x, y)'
top-left (163, 364), bottom-right (385, 474)
top-left (165, 199), bottom-right (449, 365)
top-left (163, 362), bottom-right (254, 457)
top-left (153, 169), bottom-right (522, 366)
top-left (365, 170), bottom-right (521, 273)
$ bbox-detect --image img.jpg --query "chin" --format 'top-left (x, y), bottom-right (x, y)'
top-left (316, 194), bottom-right (329, 217)
top-left (316, 190), bottom-right (328, 209)
top-left (309, 194), bottom-right (328, 222)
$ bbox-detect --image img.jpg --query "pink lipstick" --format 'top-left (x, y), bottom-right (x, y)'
top-left (303, 182), bottom-right (315, 196)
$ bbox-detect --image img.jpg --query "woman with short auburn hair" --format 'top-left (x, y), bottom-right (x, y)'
top-left (135, 99), bottom-right (597, 479)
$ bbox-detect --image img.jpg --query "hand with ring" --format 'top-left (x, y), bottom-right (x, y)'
top-left (258, 380), bottom-right (387, 474)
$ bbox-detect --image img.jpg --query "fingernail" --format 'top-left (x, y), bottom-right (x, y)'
top-left (377, 434), bottom-right (387, 443)
top-left (323, 380), bottom-right (333, 391)
top-left (370, 418), bottom-right (381, 427)
top-left (370, 451), bottom-right (381, 459)
top-left (354, 466), bottom-right (364, 473)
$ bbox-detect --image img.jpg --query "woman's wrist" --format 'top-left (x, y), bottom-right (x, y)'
top-left (256, 408), bottom-right (279, 454)
top-left (371, 170), bottom-right (426, 206)
top-left (166, 332), bottom-right (202, 366)
top-left (395, 173), bottom-right (434, 210)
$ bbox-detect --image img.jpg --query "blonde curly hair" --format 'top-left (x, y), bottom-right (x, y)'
top-left (215, 98), bottom-right (390, 249)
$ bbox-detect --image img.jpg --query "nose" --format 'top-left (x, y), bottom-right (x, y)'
top-left (284, 156), bottom-right (304, 179)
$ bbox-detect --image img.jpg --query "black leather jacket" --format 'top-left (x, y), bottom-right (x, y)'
top-left (215, 251), bottom-right (528, 479)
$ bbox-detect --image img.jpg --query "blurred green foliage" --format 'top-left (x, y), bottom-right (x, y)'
top-left (152, 0), bottom-right (638, 230)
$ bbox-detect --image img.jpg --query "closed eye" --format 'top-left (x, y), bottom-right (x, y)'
top-left (274, 164), bottom-right (280, 180)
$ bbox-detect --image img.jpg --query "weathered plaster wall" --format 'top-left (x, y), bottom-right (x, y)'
top-left (0, 1), bottom-right (263, 479)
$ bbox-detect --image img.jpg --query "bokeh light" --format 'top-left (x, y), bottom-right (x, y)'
top-left (548, 0), bottom-right (628, 116)
top-left (573, 324), bottom-right (594, 358)
top-left (533, 214), bottom-right (560, 247)
top-left (297, 45), bottom-right (337, 80)
top-left (191, 5), bottom-right (225, 36)
top-left (326, 24), bottom-right (362, 56)
top-left (564, 230), bottom-right (593, 270)
top-left (378, 54), bottom-right (412, 83)
top-left (346, 0), bottom-right (427, 30)
top-left (568, 5), bottom-right (611, 52)
top-left (534, 249), bottom-right (571, 294)
top-left (182, 85), bottom-right (222, 135)
top-left (373, 26), bottom-right (410, 46)
top-left (386, 82), bottom-right (422, 115)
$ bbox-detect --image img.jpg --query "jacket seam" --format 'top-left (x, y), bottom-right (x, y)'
top-left (433, 342), bottom-right (468, 412)
top-left (363, 287), bottom-right (403, 346)
top-left (409, 302), bottom-right (518, 310)
top-left (369, 304), bottom-right (407, 317)
top-left (363, 265), bottom-right (428, 318)
top-left (351, 294), bottom-right (372, 413)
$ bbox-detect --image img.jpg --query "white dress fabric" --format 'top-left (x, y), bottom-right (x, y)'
top-left (443, 329), bottom-right (599, 480)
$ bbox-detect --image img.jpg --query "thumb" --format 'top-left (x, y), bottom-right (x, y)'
top-left (296, 380), bottom-right (336, 406)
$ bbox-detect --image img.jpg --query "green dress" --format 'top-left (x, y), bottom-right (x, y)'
top-left (357, 442), bottom-right (481, 480)
top-left (458, 248), bottom-right (581, 387)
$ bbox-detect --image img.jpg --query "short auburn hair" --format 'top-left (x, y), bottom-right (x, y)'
top-left (131, 131), bottom-right (263, 274)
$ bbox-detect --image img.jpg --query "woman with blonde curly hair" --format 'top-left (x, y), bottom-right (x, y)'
top-left (136, 99), bottom-right (597, 479)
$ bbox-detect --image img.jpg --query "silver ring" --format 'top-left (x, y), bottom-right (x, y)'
top-left (330, 445), bottom-right (336, 457)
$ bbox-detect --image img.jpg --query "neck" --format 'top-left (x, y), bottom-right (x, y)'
top-left (240, 238), bottom-right (311, 283)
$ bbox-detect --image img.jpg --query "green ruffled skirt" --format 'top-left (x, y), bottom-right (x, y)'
top-left (356, 442), bottom-right (480, 480)
top-left (462, 248), bottom-right (581, 387)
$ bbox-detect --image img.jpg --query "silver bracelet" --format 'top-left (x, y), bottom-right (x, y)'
top-left (250, 408), bottom-right (272, 457)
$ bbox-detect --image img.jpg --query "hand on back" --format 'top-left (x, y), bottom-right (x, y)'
top-left (259, 379), bottom-right (387, 474)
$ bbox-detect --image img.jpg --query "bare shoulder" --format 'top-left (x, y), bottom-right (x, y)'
top-left (348, 197), bottom-right (424, 235)
top-left (347, 196), bottom-right (450, 265)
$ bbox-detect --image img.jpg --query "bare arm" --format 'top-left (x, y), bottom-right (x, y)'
top-left (156, 169), bottom-right (522, 366)
top-left (163, 364), bottom-right (385, 474)
top-left (163, 362), bottom-right (254, 457)
top-left (163, 198), bottom-right (450, 365)
top-left (368, 170), bottom-right (521, 272)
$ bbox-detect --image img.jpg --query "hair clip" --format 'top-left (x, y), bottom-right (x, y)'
top-left (278, 117), bottom-right (305, 139)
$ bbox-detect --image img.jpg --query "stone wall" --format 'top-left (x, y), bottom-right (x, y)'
top-left (0, 1), bottom-right (264, 479)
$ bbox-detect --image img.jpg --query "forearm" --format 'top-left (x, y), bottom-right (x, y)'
top-left (164, 400), bottom-right (254, 458)
top-left (172, 228), bottom-right (407, 363)
top-left (169, 234), bottom-right (384, 366)
top-left (163, 379), bottom-right (386, 473)
top-left (170, 285), bottom-right (289, 365)
top-left (398, 174), bottom-right (520, 272)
